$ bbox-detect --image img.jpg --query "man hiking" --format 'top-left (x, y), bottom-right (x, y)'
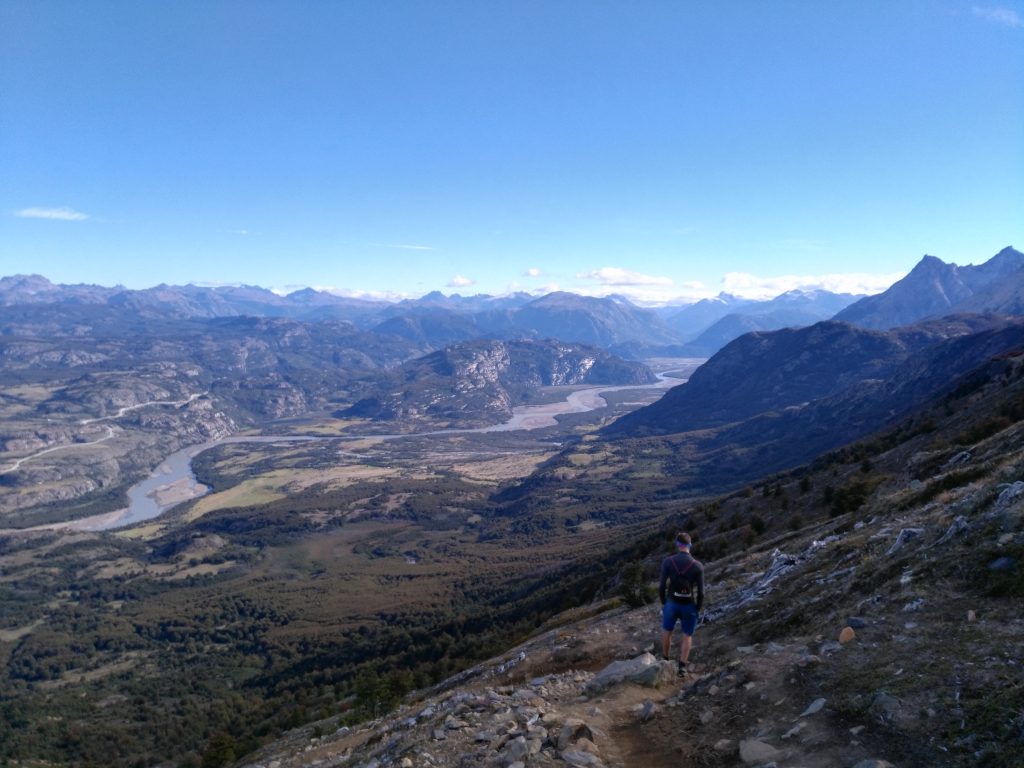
top-left (659, 531), bottom-right (705, 676)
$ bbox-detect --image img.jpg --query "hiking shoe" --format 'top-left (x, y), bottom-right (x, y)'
top-left (677, 661), bottom-right (688, 677)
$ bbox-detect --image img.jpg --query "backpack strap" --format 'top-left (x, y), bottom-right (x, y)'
top-left (670, 555), bottom-right (695, 579)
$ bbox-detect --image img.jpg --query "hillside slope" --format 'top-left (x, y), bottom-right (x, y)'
top-left (245, 343), bottom-right (1024, 768)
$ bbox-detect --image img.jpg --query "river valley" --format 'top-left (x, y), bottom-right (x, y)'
top-left (33, 364), bottom-right (697, 532)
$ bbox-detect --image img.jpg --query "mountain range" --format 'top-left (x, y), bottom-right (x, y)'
top-left (5, 247), bottom-right (1024, 768)
top-left (3, 246), bottom-right (1021, 357)
top-left (835, 246), bottom-right (1024, 329)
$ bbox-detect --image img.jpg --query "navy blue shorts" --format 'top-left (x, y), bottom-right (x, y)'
top-left (662, 600), bottom-right (699, 635)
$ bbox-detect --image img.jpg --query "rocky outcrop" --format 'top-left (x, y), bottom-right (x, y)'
top-left (344, 340), bottom-right (655, 426)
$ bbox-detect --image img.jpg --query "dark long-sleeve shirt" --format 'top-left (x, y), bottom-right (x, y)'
top-left (659, 552), bottom-right (705, 611)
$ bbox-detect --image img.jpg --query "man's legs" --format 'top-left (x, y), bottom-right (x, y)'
top-left (679, 632), bottom-right (693, 664)
top-left (678, 604), bottom-right (698, 664)
top-left (661, 629), bottom-right (673, 659)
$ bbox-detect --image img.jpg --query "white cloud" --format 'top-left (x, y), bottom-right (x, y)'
top-left (972, 5), bottom-right (1023, 27)
top-left (524, 267), bottom-right (543, 277)
top-left (535, 282), bottom-right (561, 294)
top-left (576, 266), bottom-right (674, 287)
top-left (720, 271), bottom-right (903, 299)
top-left (447, 275), bottom-right (475, 288)
top-left (307, 285), bottom-right (415, 301)
top-left (571, 283), bottom-right (705, 306)
top-left (15, 206), bottom-right (90, 221)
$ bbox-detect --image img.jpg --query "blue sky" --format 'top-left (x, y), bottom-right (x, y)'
top-left (2, 2), bottom-right (1022, 303)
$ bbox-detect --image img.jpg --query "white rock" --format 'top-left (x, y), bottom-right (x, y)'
top-left (739, 738), bottom-right (781, 765)
top-left (782, 722), bottom-right (804, 739)
top-left (586, 652), bottom-right (672, 693)
top-left (799, 697), bottom-right (826, 716)
top-left (561, 749), bottom-right (603, 766)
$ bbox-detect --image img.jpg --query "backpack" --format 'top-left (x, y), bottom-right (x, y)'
top-left (669, 555), bottom-right (696, 601)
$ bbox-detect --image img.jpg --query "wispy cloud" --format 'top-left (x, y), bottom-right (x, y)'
top-left (972, 5), bottom-right (1023, 27)
top-left (720, 271), bottom-right (903, 299)
top-left (577, 266), bottom-right (674, 287)
top-left (524, 267), bottom-right (543, 277)
top-left (15, 206), bottom-right (90, 221)
top-left (447, 275), bottom-right (475, 288)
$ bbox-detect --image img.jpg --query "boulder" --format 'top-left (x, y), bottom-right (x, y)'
top-left (561, 749), bottom-right (603, 766)
top-left (887, 527), bottom-right (926, 555)
top-left (869, 692), bottom-right (901, 721)
top-left (557, 719), bottom-right (595, 751)
top-left (639, 700), bottom-right (657, 722)
top-left (739, 738), bottom-right (782, 765)
top-left (800, 697), bottom-right (826, 716)
top-left (988, 556), bottom-right (1017, 572)
top-left (585, 653), bottom-right (673, 693)
top-left (997, 481), bottom-right (1024, 506)
top-left (503, 736), bottom-right (529, 764)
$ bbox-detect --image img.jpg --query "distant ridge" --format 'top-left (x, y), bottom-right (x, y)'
top-left (679, 288), bottom-right (863, 356)
top-left (604, 315), bottom-right (1003, 438)
top-left (834, 246), bottom-right (1024, 329)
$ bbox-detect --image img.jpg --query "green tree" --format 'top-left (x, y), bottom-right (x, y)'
top-left (200, 732), bottom-right (236, 768)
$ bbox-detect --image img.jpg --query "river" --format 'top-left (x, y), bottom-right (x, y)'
top-left (46, 364), bottom-right (698, 532)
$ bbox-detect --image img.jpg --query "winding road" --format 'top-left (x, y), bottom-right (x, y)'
top-left (1, 393), bottom-right (206, 475)
top-left (0, 425), bottom-right (116, 475)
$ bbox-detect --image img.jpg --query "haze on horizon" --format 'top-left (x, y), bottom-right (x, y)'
top-left (1, 2), bottom-right (1021, 304)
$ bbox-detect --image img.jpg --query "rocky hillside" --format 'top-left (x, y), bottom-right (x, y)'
top-left (343, 339), bottom-right (656, 427)
top-left (604, 315), bottom-right (1006, 438)
top-left (241, 341), bottom-right (1024, 768)
top-left (0, 315), bottom-right (422, 525)
top-left (834, 246), bottom-right (1024, 330)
